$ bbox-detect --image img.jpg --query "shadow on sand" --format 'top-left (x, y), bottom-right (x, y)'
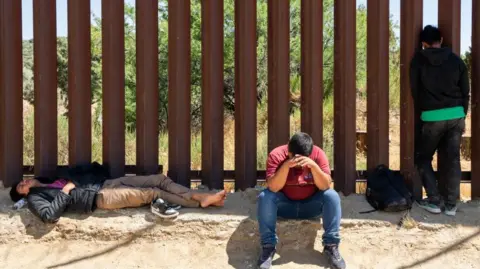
top-left (226, 218), bottom-right (330, 268)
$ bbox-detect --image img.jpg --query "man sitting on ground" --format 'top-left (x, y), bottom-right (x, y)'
top-left (10, 163), bottom-right (226, 223)
top-left (257, 132), bottom-right (345, 269)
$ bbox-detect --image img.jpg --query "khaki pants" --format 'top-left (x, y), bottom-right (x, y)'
top-left (96, 174), bottom-right (200, 210)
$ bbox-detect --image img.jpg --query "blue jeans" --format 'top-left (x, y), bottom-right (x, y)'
top-left (257, 189), bottom-right (341, 246)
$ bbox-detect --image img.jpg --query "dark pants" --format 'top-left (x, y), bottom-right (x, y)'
top-left (417, 118), bottom-right (465, 206)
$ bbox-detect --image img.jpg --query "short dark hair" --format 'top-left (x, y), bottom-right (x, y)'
top-left (288, 132), bottom-right (314, 156)
top-left (420, 25), bottom-right (442, 46)
top-left (9, 181), bottom-right (25, 202)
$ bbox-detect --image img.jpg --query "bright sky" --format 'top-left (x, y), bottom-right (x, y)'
top-left (21, 0), bottom-right (473, 54)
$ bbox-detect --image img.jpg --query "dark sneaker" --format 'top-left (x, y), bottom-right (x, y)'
top-left (165, 202), bottom-right (181, 211)
top-left (257, 245), bottom-right (276, 269)
top-left (445, 204), bottom-right (457, 216)
top-left (417, 199), bottom-right (441, 214)
top-left (151, 198), bottom-right (179, 218)
top-left (324, 245), bottom-right (346, 269)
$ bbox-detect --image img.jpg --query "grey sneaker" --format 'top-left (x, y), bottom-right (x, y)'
top-left (324, 245), bottom-right (346, 269)
top-left (151, 198), bottom-right (179, 218)
top-left (257, 245), bottom-right (276, 269)
top-left (445, 204), bottom-right (457, 216)
top-left (165, 202), bottom-right (181, 211)
top-left (417, 200), bottom-right (441, 214)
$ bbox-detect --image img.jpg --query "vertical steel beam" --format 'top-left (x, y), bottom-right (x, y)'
top-left (34, 0), bottom-right (57, 177)
top-left (235, 0), bottom-right (257, 190)
top-left (438, 0), bottom-right (461, 55)
top-left (68, 0), bottom-right (92, 167)
top-left (136, 0), bottom-right (159, 175)
top-left (437, 0), bottom-right (462, 198)
top-left (0, 0), bottom-right (23, 187)
top-left (367, 0), bottom-right (390, 171)
top-left (168, 0), bottom-right (191, 187)
top-left (400, 0), bottom-right (423, 199)
top-left (102, 0), bottom-right (125, 178)
top-left (334, 0), bottom-right (357, 195)
top-left (267, 0), bottom-right (290, 152)
top-left (201, 0), bottom-right (224, 189)
top-left (301, 0), bottom-right (323, 147)
top-left (471, 0), bottom-right (480, 199)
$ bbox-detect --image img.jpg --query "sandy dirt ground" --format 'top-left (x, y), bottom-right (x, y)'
top-left (1, 189), bottom-right (480, 269)
top-left (1, 227), bottom-right (480, 269)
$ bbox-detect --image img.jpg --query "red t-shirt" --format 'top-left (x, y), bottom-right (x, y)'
top-left (266, 145), bottom-right (331, 200)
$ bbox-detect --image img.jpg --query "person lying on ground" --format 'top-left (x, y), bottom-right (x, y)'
top-left (10, 164), bottom-right (226, 223)
top-left (256, 132), bottom-right (345, 269)
top-left (410, 25), bottom-right (469, 217)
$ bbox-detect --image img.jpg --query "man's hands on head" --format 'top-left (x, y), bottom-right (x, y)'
top-left (291, 155), bottom-right (319, 169)
top-left (283, 156), bottom-right (298, 168)
top-left (268, 155), bottom-right (319, 193)
top-left (62, 181), bottom-right (76, 195)
top-left (268, 149), bottom-right (332, 192)
top-left (290, 154), bottom-right (331, 191)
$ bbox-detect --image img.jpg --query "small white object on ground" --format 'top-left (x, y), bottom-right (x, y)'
top-left (13, 198), bottom-right (27, 210)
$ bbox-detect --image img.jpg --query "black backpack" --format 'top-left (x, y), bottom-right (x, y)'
top-left (363, 164), bottom-right (413, 213)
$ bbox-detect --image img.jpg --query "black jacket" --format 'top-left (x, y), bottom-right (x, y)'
top-left (27, 162), bottom-right (108, 223)
top-left (410, 48), bottom-right (470, 113)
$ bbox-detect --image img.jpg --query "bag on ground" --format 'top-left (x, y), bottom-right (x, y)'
top-left (364, 164), bottom-right (413, 212)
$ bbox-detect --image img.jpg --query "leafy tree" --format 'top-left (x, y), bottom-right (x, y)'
top-left (22, 40), bottom-right (34, 103)
top-left (464, 47), bottom-right (472, 81)
top-left (21, 0), bottom-right (401, 131)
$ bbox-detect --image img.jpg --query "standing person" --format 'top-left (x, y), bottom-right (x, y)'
top-left (410, 25), bottom-right (470, 216)
top-left (256, 133), bottom-right (345, 269)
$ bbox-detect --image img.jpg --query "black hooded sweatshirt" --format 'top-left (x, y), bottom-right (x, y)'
top-left (27, 162), bottom-right (108, 223)
top-left (410, 47), bottom-right (470, 114)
